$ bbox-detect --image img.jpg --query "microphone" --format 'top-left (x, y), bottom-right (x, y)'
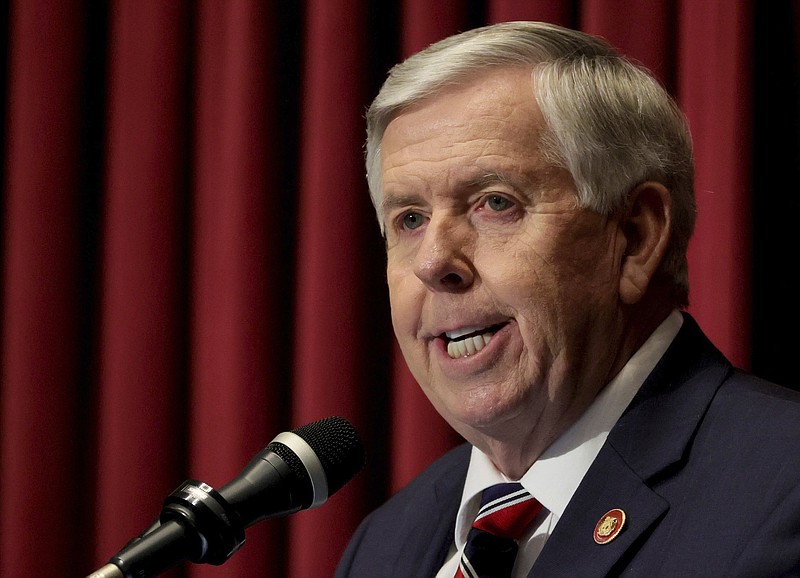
top-left (86, 416), bottom-right (365, 578)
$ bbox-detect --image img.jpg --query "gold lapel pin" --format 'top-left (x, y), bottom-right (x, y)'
top-left (593, 508), bottom-right (626, 544)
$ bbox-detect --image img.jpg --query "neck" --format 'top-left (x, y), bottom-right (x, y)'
top-left (471, 297), bottom-right (676, 479)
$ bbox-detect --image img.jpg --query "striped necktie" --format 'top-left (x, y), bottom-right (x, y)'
top-left (455, 483), bottom-right (543, 578)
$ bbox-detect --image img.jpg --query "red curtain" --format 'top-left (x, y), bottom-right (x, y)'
top-left (1, 1), bottom-right (797, 577)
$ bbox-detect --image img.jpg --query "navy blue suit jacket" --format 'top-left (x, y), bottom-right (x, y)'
top-left (336, 315), bottom-right (800, 577)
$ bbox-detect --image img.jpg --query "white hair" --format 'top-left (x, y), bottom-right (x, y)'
top-left (365, 21), bottom-right (695, 306)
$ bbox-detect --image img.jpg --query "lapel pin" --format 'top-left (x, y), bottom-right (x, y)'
top-left (593, 508), bottom-right (626, 544)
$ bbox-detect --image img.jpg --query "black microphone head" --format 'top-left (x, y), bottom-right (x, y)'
top-left (292, 416), bottom-right (365, 494)
top-left (266, 416), bottom-right (365, 502)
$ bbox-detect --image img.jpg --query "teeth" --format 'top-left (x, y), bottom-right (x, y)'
top-left (446, 332), bottom-right (493, 359)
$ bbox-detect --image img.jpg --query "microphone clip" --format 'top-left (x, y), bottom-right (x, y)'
top-left (111, 480), bottom-right (245, 576)
top-left (160, 480), bottom-right (246, 564)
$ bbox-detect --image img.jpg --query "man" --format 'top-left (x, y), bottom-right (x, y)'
top-left (336, 22), bottom-right (800, 577)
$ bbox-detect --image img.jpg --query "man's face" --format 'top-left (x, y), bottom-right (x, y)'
top-left (380, 69), bottom-right (629, 458)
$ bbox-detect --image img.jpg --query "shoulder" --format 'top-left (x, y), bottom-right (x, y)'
top-left (335, 443), bottom-right (470, 578)
top-left (669, 372), bottom-right (800, 573)
top-left (364, 442), bottom-right (471, 524)
top-left (699, 369), bottom-right (800, 458)
top-left (716, 368), bottom-right (800, 409)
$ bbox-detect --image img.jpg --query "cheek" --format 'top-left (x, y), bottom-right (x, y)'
top-left (474, 237), bottom-right (552, 307)
top-left (567, 238), bottom-right (623, 299)
top-left (528, 222), bottom-right (621, 292)
top-left (387, 268), bottom-right (421, 338)
top-left (479, 230), bottom-right (619, 336)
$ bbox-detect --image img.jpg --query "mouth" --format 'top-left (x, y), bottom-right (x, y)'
top-left (441, 322), bottom-right (507, 359)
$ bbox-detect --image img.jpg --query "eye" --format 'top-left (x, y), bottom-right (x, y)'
top-left (401, 211), bottom-right (425, 230)
top-left (485, 194), bottom-right (514, 212)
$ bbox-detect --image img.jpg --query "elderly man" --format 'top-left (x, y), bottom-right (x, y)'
top-left (336, 22), bottom-right (800, 577)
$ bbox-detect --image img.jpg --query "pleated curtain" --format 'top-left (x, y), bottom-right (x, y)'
top-left (1, 1), bottom-right (798, 577)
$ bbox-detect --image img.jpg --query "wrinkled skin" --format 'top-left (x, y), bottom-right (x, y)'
top-left (380, 68), bottom-right (672, 478)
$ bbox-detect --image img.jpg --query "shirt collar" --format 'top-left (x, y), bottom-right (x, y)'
top-left (454, 310), bottom-right (684, 547)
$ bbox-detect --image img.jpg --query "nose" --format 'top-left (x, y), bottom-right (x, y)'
top-left (413, 218), bottom-right (474, 292)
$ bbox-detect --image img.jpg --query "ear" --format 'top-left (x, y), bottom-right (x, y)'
top-left (618, 181), bottom-right (672, 305)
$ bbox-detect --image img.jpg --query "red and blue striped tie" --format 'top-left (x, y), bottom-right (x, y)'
top-left (455, 483), bottom-right (542, 578)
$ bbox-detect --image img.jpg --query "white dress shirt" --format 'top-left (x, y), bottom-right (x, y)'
top-left (436, 310), bottom-right (683, 578)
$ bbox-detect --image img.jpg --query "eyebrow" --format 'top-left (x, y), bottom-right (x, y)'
top-left (380, 193), bottom-right (421, 218)
top-left (380, 169), bottom-right (537, 217)
top-left (462, 170), bottom-right (530, 190)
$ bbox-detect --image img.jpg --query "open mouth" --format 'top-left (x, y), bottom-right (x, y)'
top-left (443, 323), bottom-right (506, 359)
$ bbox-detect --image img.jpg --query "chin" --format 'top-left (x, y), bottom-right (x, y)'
top-left (438, 388), bottom-right (529, 436)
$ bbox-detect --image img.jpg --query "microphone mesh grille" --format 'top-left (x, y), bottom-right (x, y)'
top-left (292, 416), bottom-right (365, 495)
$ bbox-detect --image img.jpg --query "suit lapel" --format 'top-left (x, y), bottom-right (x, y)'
top-left (530, 314), bottom-right (732, 577)
top-left (530, 446), bottom-right (668, 577)
top-left (392, 445), bottom-right (468, 577)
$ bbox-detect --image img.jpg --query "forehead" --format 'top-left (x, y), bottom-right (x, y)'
top-left (380, 68), bottom-right (548, 187)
